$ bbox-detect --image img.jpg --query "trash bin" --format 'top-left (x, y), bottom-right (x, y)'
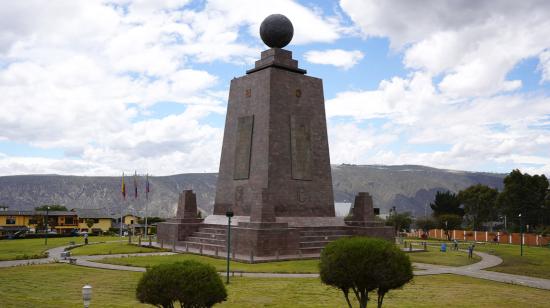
top-left (440, 243), bottom-right (447, 252)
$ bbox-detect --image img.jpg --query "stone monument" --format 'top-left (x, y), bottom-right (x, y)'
top-left (156, 190), bottom-right (203, 243)
top-left (158, 14), bottom-right (393, 260)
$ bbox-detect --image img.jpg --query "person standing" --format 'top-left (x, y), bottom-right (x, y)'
top-left (467, 244), bottom-right (473, 258)
top-left (84, 232), bottom-right (89, 245)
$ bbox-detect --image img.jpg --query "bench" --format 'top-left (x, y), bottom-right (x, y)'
top-left (231, 271), bottom-right (243, 277)
top-left (68, 257), bottom-right (77, 265)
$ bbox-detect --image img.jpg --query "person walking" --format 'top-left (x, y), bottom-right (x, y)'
top-left (467, 244), bottom-right (473, 259)
top-left (84, 232), bottom-right (89, 245)
top-left (453, 239), bottom-right (459, 251)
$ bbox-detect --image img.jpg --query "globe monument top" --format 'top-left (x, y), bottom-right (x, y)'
top-left (259, 14), bottom-right (294, 48)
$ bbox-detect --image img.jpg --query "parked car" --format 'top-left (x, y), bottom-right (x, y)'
top-left (6, 230), bottom-right (27, 239)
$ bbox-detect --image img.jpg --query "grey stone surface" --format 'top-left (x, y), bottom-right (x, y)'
top-left (260, 14), bottom-right (294, 48)
top-left (345, 192), bottom-right (381, 226)
top-left (246, 49), bottom-right (305, 75)
top-left (176, 189), bottom-right (198, 219)
top-left (233, 116), bottom-right (254, 180)
top-left (214, 49), bottom-right (334, 219)
top-left (158, 190), bottom-right (204, 243)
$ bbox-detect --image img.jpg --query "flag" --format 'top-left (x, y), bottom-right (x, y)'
top-left (121, 172), bottom-right (126, 200)
top-left (134, 171), bottom-right (138, 199)
top-left (145, 173), bottom-right (150, 200)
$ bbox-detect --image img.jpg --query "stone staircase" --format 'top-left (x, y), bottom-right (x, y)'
top-left (298, 227), bottom-right (354, 254)
top-left (180, 225), bottom-right (354, 256)
top-left (181, 224), bottom-right (227, 253)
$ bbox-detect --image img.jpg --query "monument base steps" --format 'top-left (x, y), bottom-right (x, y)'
top-left (170, 222), bottom-right (393, 261)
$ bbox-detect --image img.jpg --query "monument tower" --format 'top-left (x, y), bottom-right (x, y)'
top-left (213, 14), bottom-right (334, 220)
top-left (158, 14), bottom-right (392, 259)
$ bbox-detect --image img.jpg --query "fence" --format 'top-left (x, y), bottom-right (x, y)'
top-left (408, 229), bottom-right (550, 246)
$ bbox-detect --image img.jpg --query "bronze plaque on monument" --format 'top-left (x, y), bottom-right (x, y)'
top-left (290, 115), bottom-right (312, 180)
top-left (233, 115), bottom-right (254, 179)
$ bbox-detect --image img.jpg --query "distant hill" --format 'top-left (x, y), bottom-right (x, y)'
top-left (0, 165), bottom-right (505, 218)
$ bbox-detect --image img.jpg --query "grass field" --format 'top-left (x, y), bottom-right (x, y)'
top-left (69, 242), bottom-right (164, 256)
top-left (0, 264), bottom-right (548, 307)
top-left (474, 243), bottom-right (550, 279)
top-left (99, 253), bottom-right (321, 273)
top-left (0, 236), bottom-right (121, 261)
top-left (406, 245), bottom-right (480, 266)
top-left (407, 238), bottom-right (550, 279)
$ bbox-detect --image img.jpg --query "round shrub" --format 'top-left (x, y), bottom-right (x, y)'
top-left (320, 237), bottom-right (413, 308)
top-left (136, 260), bottom-right (227, 308)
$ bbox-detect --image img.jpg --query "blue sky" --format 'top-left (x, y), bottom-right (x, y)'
top-left (0, 0), bottom-right (549, 176)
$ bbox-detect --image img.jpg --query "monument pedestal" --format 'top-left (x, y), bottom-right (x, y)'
top-left (232, 222), bottom-right (299, 257)
top-left (158, 190), bottom-right (203, 244)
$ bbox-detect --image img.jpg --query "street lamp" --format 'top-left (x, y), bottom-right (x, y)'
top-left (518, 213), bottom-right (523, 256)
top-left (82, 284), bottom-right (92, 308)
top-left (44, 206), bottom-right (50, 246)
top-left (225, 207), bottom-right (234, 284)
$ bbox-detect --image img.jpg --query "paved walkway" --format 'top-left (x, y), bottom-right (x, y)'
top-left (412, 250), bottom-right (550, 290)
top-left (1, 242), bottom-right (549, 290)
top-left (0, 240), bottom-right (124, 268)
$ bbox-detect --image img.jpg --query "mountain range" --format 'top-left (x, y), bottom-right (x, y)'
top-left (0, 165), bottom-right (505, 218)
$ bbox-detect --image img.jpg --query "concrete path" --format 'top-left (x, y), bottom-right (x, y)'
top-left (412, 250), bottom-right (550, 290)
top-left (0, 240), bottom-right (125, 268)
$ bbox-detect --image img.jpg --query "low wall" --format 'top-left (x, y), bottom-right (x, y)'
top-left (408, 229), bottom-right (550, 246)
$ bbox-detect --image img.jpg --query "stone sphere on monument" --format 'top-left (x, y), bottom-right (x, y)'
top-left (259, 14), bottom-right (294, 48)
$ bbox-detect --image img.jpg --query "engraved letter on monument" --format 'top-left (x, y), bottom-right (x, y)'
top-left (290, 115), bottom-right (312, 180)
top-left (233, 115), bottom-right (254, 179)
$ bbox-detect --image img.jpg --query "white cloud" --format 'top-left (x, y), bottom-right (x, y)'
top-left (304, 49), bottom-right (364, 69)
top-left (326, 71), bottom-right (550, 175)
top-left (0, 0), bottom-right (350, 176)
top-left (538, 50), bottom-right (550, 83)
top-left (340, 0), bottom-right (550, 97)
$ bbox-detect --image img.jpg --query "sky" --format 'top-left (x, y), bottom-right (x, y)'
top-left (0, 0), bottom-right (549, 177)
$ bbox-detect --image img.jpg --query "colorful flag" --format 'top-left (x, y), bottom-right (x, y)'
top-left (121, 172), bottom-right (126, 200)
top-left (145, 173), bottom-right (150, 200)
top-left (134, 171), bottom-right (138, 199)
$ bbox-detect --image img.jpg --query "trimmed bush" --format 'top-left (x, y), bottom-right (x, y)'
top-left (320, 237), bottom-right (413, 308)
top-left (136, 260), bottom-right (227, 308)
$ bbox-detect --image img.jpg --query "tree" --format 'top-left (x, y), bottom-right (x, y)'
top-left (138, 217), bottom-right (165, 224)
top-left (458, 184), bottom-right (499, 231)
top-left (85, 219), bottom-right (95, 229)
top-left (136, 261), bottom-right (227, 308)
top-left (435, 214), bottom-right (463, 241)
top-left (385, 212), bottom-right (412, 233)
top-left (497, 169), bottom-right (549, 230)
top-left (415, 218), bottom-right (436, 236)
top-left (429, 191), bottom-right (464, 217)
top-left (375, 245), bottom-right (414, 308)
top-left (320, 237), bottom-right (413, 308)
top-left (35, 205), bottom-right (67, 211)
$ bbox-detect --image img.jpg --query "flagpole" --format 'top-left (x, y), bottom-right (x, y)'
top-left (120, 172), bottom-right (125, 238)
top-left (144, 173), bottom-right (149, 237)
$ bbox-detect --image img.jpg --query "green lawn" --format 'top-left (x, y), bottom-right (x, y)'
top-left (407, 238), bottom-right (550, 279)
top-left (0, 264), bottom-right (549, 307)
top-left (407, 245), bottom-right (481, 266)
top-left (69, 242), bottom-right (164, 256)
top-left (99, 253), bottom-right (321, 273)
top-left (474, 243), bottom-right (550, 279)
top-left (0, 236), bottom-right (121, 261)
